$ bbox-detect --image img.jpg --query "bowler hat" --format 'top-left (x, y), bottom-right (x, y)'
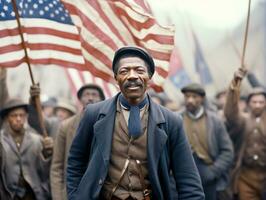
top-left (0, 98), bottom-right (28, 118)
top-left (77, 84), bottom-right (105, 100)
top-left (112, 46), bottom-right (155, 77)
top-left (247, 87), bottom-right (266, 102)
top-left (181, 83), bottom-right (206, 97)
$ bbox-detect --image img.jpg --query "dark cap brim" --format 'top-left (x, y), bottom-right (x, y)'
top-left (112, 46), bottom-right (155, 77)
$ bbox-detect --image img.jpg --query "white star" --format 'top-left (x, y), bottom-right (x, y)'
top-left (11, 11), bottom-right (15, 17)
top-left (53, 0), bottom-right (57, 5)
top-left (44, 6), bottom-right (49, 11)
top-left (49, 3), bottom-right (53, 8)
top-left (18, 11), bottom-right (22, 15)
top-left (58, 7), bottom-right (63, 11)
top-left (1, 12), bottom-right (5, 17)
top-left (19, 2), bottom-right (23, 8)
top-left (39, 0), bottom-right (43, 4)
top-left (25, 3), bottom-right (28, 9)
top-left (55, 10), bottom-right (59, 15)
top-left (3, 5), bottom-right (8, 11)
top-left (6, 0), bottom-right (11, 3)
top-left (50, 13), bottom-right (55, 18)
top-left (29, 10), bottom-right (34, 15)
top-left (33, 4), bottom-right (38, 9)
top-left (27, 0), bottom-right (32, 2)
top-left (61, 16), bottom-right (65, 21)
top-left (39, 10), bottom-right (44, 15)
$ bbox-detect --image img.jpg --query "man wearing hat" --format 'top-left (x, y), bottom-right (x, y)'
top-left (224, 68), bottom-right (266, 200)
top-left (0, 98), bottom-right (53, 200)
top-left (180, 83), bottom-right (234, 200)
top-left (67, 46), bottom-right (204, 200)
top-left (50, 84), bottom-right (105, 200)
top-left (54, 100), bottom-right (77, 122)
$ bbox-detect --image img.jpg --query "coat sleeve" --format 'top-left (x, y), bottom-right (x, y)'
top-left (210, 118), bottom-right (234, 178)
top-left (224, 80), bottom-right (245, 138)
top-left (170, 115), bottom-right (205, 200)
top-left (66, 107), bottom-right (97, 199)
top-left (50, 121), bottom-right (68, 200)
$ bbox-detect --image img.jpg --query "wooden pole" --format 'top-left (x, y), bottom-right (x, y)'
top-left (11, 0), bottom-right (48, 137)
top-left (240, 0), bottom-right (252, 69)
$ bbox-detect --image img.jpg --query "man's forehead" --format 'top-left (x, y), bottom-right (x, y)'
top-left (8, 107), bottom-right (27, 115)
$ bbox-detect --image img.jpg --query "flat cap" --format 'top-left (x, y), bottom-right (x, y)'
top-left (181, 83), bottom-right (206, 97)
top-left (247, 87), bottom-right (266, 102)
top-left (77, 84), bottom-right (105, 100)
top-left (0, 98), bottom-right (28, 118)
top-left (112, 46), bottom-right (155, 77)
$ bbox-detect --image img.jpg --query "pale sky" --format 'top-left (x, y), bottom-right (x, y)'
top-left (148, 0), bottom-right (263, 29)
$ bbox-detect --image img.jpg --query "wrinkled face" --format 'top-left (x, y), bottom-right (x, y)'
top-left (115, 56), bottom-right (150, 104)
top-left (184, 92), bottom-right (204, 114)
top-left (80, 88), bottom-right (102, 107)
top-left (248, 94), bottom-right (266, 117)
top-left (55, 108), bottom-right (73, 121)
top-left (7, 108), bottom-right (27, 132)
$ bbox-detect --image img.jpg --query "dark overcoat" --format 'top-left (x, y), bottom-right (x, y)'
top-left (67, 94), bottom-right (205, 200)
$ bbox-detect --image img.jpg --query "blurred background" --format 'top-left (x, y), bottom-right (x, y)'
top-left (4, 0), bottom-right (266, 107)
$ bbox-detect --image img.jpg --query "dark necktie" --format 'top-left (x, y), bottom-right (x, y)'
top-left (119, 94), bottom-right (148, 138)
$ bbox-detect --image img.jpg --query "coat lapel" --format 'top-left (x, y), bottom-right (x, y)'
top-left (1, 128), bottom-right (19, 156)
top-left (147, 100), bottom-right (168, 172)
top-left (19, 131), bottom-right (33, 155)
top-left (93, 95), bottom-right (118, 167)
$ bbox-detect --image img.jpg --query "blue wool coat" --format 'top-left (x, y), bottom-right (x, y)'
top-left (67, 94), bottom-right (205, 200)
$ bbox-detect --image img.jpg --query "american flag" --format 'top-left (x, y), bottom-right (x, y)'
top-left (61, 0), bottom-right (175, 91)
top-left (0, 0), bottom-right (85, 68)
top-left (0, 0), bottom-right (175, 91)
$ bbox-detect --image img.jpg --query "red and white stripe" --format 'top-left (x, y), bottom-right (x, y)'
top-left (0, 18), bottom-right (85, 69)
top-left (62, 0), bottom-right (175, 91)
top-left (65, 68), bottom-right (119, 99)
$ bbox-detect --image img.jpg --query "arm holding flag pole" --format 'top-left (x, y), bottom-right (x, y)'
top-left (11, 0), bottom-right (53, 157)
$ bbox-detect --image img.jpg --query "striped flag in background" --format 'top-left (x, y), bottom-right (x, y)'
top-left (61, 0), bottom-right (175, 91)
top-left (0, 0), bottom-right (174, 91)
top-left (0, 0), bottom-right (85, 68)
top-left (65, 68), bottom-right (119, 99)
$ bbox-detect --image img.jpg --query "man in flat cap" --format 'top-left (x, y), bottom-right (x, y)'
top-left (67, 46), bottom-right (204, 200)
top-left (180, 83), bottom-right (234, 200)
top-left (0, 98), bottom-right (53, 200)
top-left (224, 68), bottom-right (266, 200)
top-left (51, 84), bottom-right (105, 200)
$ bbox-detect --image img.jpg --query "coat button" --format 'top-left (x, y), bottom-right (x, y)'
top-left (99, 179), bottom-right (103, 185)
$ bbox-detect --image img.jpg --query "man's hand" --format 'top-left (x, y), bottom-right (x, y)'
top-left (234, 68), bottom-right (247, 82)
top-left (42, 136), bottom-right (54, 158)
top-left (30, 83), bottom-right (41, 98)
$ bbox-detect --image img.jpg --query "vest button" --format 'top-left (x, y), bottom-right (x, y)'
top-left (99, 179), bottom-right (103, 185)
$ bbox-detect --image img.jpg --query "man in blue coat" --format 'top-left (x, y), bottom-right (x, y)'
top-left (67, 46), bottom-right (205, 200)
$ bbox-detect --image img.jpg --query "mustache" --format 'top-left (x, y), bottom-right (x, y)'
top-left (124, 81), bottom-right (142, 88)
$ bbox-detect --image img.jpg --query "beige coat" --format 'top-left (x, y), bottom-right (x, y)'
top-left (50, 112), bottom-right (82, 200)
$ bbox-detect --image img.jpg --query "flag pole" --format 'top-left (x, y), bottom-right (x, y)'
top-left (240, 0), bottom-right (252, 70)
top-left (11, 0), bottom-right (48, 137)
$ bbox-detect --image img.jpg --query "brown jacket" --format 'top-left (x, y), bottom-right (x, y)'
top-left (224, 81), bottom-right (266, 193)
top-left (50, 112), bottom-right (83, 200)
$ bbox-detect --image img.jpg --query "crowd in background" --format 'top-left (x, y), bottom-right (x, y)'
top-left (0, 65), bottom-right (266, 200)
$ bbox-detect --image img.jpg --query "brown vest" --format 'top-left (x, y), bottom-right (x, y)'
top-left (183, 113), bottom-right (213, 164)
top-left (101, 102), bottom-right (150, 199)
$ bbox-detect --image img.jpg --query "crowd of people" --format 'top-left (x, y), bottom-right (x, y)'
top-left (0, 46), bottom-right (265, 200)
